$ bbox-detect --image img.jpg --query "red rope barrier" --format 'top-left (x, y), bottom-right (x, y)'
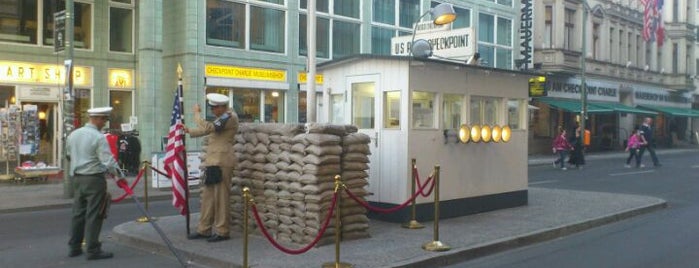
top-left (111, 167), bottom-right (145, 202)
top-left (343, 174), bottom-right (436, 214)
top-left (150, 166), bottom-right (170, 178)
top-left (250, 192), bottom-right (338, 255)
top-left (413, 167), bottom-right (435, 197)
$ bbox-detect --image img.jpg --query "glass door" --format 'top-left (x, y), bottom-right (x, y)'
top-left (348, 75), bottom-right (382, 201)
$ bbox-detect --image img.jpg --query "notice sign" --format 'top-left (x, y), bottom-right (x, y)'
top-left (54, 11), bottom-right (66, 53)
top-left (529, 76), bottom-right (547, 97)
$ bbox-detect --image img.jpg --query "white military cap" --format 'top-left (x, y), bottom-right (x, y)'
top-left (206, 93), bottom-right (229, 106)
top-left (87, 107), bottom-right (113, 117)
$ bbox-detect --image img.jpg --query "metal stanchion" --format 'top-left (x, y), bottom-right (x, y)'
top-left (243, 187), bottom-right (251, 268)
top-left (402, 158), bottom-right (424, 229)
top-left (422, 165), bottom-right (450, 252)
top-left (136, 161), bottom-right (155, 223)
top-left (322, 175), bottom-right (352, 268)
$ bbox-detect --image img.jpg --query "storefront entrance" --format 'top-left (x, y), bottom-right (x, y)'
top-left (19, 102), bottom-right (58, 166)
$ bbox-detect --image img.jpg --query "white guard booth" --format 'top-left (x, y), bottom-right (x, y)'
top-left (318, 55), bottom-right (534, 222)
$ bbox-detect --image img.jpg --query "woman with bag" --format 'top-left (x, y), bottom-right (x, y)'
top-left (552, 127), bottom-right (574, 170)
top-left (625, 128), bottom-right (647, 168)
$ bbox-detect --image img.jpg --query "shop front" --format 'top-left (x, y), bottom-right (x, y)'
top-left (632, 88), bottom-right (699, 147)
top-left (0, 60), bottom-right (93, 179)
top-left (318, 55), bottom-right (533, 222)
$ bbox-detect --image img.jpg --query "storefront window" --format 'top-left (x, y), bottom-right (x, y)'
top-left (232, 88), bottom-right (260, 123)
top-left (412, 91), bottom-right (435, 128)
top-left (1, 0), bottom-right (37, 44)
top-left (109, 90), bottom-right (133, 130)
top-left (330, 93), bottom-right (344, 124)
top-left (206, 0), bottom-right (246, 49)
top-left (332, 21), bottom-right (360, 58)
top-left (263, 91), bottom-right (284, 123)
top-left (443, 94), bottom-right (462, 129)
top-left (384, 91), bottom-right (400, 129)
top-left (250, 6), bottom-right (284, 53)
top-left (507, 99), bottom-right (522, 129)
top-left (352, 82), bottom-right (375, 129)
top-left (109, 6), bottom-right (133, 53)
top-left (299, 15), bottom-right (330, 58)
top-left (75, 88), bottom-right (91, 127)
top-left (298, 91), bottom-right (323, 123)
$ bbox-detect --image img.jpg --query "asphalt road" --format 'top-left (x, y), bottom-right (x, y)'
top-left (446, 151), bottom-right (699, 268)
top-left (0, 197), bottom-right (200, 268)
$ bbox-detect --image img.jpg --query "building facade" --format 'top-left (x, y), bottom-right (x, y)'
top-left (530, 0), bottom-right (698, 154)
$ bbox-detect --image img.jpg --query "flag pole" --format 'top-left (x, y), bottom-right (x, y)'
top-left (177, 64), bottom-right (191, 236)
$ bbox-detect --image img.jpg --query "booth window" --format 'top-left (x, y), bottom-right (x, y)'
top-left (470, 96), bottom-right (499, 125)
top-left (384, 91), bottom-right (400, 129)
top-left (109, 1), bottom-right (134, 53)
top-left (330, 93), bottom-right (344, 124)
top-left (507, 99), bottom-right (523, 129)
top-left (443, 94), bottom-right (462, 129)
top-left (412, 91), bottom-right (435, 129)
top-left (352, 82), bottom-right (375, 129)
top-left (109, 90), bottom-right (133, 130)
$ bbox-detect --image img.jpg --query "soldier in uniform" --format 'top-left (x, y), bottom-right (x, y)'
top-left (185, 93), bottom-right (239, 242)
top-left (67, 107), bottom-right (126, 260)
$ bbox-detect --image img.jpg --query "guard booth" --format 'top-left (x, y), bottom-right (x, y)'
top-left (317, 55), bottom-right (534, 222)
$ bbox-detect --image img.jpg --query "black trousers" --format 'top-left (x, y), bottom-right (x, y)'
top-left (68, 174), bottom-right (107, 254)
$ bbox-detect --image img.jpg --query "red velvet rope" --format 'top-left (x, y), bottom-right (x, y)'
top-left (150, 166), bottom-right (170, 178)
top-left (111, 167), bottom-right (145, 202)
top-left (250, 192), bottom-right (338, 255)
top-left (343, 173), bottom-right (436, 214)
top-left (413, 167), bottom-right (435, 197)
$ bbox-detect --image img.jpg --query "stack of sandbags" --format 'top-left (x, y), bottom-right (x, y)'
top-left (339, 131), bottom-right (372, 241)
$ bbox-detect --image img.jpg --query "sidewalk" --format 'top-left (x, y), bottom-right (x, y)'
top-left (1, 148), bottom-right (694, 267)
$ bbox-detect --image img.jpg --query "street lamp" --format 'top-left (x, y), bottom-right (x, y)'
top-left (580, 1), bottom-right (591, 138)
top-left (410, 3), bottom-right (457, 58)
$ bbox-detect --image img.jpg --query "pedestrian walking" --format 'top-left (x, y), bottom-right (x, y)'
top-left (184, 93), bottom-right (239, 242)
top-left (67, 107), bottom-right (127, 260)
top-left (552, 127), bottom-right (573, 170)
top-left (625, 128), bottom-right (647, 168)
top-left (638, 117), bottom-right (662, 167)
top-left (567, 125), bottom-right (585, 169)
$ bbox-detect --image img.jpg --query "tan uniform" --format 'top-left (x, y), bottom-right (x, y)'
top-left (188, 111), bottom-right (238, 236)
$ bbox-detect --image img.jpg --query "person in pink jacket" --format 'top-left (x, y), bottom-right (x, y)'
top-left (552, 127), bottom-right (574, 170)
top-left (625, 128), bottom-right (647, 168)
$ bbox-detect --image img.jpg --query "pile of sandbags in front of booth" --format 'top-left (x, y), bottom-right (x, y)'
top-left (229, 123), bottom-right (371, 247)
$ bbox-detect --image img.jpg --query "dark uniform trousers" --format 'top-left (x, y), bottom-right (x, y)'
top-left (68, 174), bottom-right (107, 254)
top-left (197, 167), bottom-right (232, 237)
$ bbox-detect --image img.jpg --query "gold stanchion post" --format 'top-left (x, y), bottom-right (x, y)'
top-left (243, 187), bottom-right (251, 268)
top-left (422, 165), bottom-right (450, 252)
top-left (402, 158), bottom-right (424, 229)
top-left (322, 175), bottom-right (352, 268)
top-left (136, 161), bottom-right (155, 223)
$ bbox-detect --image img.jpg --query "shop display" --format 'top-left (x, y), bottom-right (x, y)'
top-left (0, 106), bottom-right (20, 179)
top-left (20, 104), bottom-right (40, 156)
top-left (1, 105), bottom-right (60, 181)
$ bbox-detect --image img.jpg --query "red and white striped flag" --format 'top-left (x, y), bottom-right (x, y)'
top-left (641, 0), bottom-right (654, 42)
top-left (164, 82), bottom-right (188, 215)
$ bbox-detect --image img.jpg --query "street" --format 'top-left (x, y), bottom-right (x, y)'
top-left (447, 151), bottom-right (699, 268)
top-left (0, 197), bottom-right (200, 268)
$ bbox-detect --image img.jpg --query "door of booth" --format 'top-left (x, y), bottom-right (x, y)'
top-left (347, 75), bottom-right (382, 202)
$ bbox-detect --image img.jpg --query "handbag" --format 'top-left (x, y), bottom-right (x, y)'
top-left (204, 166), bottom-right (223, 185)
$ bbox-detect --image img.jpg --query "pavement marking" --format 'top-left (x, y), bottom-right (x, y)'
top-left (691, 165), bottom-right (699, 169)
top-left (529, 180), bottom-right (558, 185)
top-left (609, 170), bottom-right (655, 176)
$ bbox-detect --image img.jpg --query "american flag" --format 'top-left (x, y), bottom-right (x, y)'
top-left (641, 0), bottom-right (664, 47)
top-left (164, 82), bottom-right (188, 215)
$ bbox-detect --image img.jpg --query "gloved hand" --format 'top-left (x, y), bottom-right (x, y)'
top-left (116, 178), bottom-right (133, 195)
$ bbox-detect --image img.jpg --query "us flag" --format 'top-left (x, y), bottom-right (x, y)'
top-left (164, 82), bottom-right (188, 215)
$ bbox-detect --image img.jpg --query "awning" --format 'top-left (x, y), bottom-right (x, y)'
top-left (637, 105), bottom-right (699, 117)
top-left (592, 102), bottom-right (657, 115)
top-left (536, 98), bottom-right (613, 113)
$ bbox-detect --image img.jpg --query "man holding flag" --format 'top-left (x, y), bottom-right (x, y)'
top-left (184, 93), bottom-right (239, 242)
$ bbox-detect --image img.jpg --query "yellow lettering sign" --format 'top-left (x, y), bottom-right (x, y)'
top-left (297, 73), bottom-right (323, 84)
top-left (205, 64), bottom-right (286, 82)
top-left (0, 61), bottom-right (92, 86)
top-left (108, 69), bottom-right (134, 89)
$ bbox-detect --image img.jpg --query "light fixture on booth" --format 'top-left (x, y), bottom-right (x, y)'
top-left (38, 111), bottom-right (46, 120)
top-left (480, 125), bottom-right (492, 142)
top-left (410, 3), bottom-right (457, 59)
top-left (501, 125), bottom-right (512, 142)
top-left (10, 96), bottom-right (15, 104)
top-left (470, 124), bottom-right (481, 143)
top-left (491, 125), bottom-right (502, 143)
top-left (272, 91), bottom-right (280, 98)
top-left (458, 124), bottom-right (470, 143)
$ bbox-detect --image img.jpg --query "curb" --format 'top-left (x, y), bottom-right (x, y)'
top-left (392, 199), bottom-right (667, 268)
top-left (0, 193), bottom-right (183, 214)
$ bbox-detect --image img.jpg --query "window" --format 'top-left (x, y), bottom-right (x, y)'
top-left (412, 91), bottom-right (435, 128)
top-left (299, 15), bottom-right (330, 58)
top-left (609, 27), bottom-right (614, 60)
top-left (41, 0), bottom-right (92, 49)
top-left (371, 27), bottom-right (394, 55)
top-left (470, 96), bottom-right (500, 125)
top-left (592, 23), bottom-right (600, 59)
top-left (330, 93), bottom-right (344, 124)
top-left (564, 8), bottom-right (575, 51)
top-left (478, 13), bottom-right (494, 43)
top-left (352, 82), bottom-right (375, 129)
top-left (544, 6), bottom-right (552, 48)
top-left (497, 0), bottom-right (512, 7)
top-left (298, 91), bottom-right (322, 123)
top-left (263, 90), bottom-right (284, 123)
top-left (672, 43), bottom-right (678, 74)
top-left (206, 0), bottom-right (285, 53)
top-left (109, 90), bottom-right (133, 130)
top-left (0, 0), bottom-right (37, 44)
top-left (478, 13), bottom-right (512, 68)
top-left (384, 91), bottom-right (400, 129)
top-left (399, 0), bottom-right (420, 28)
top-left (75, 88), bottom-right (92, 127)
top-left (332, 20), bottom-right (360, 58)
top-left (232, 89), bottom-right (261, 122)
top-left (334, 0), bottom-right (359, 18)
top-left (300, 0), bottom-right (329, 12)
top-left (618, 30), bottom-right (623, 63)
top-left (507, 99), bottom-right (522, 129)
top-left (431, 2), bottom-right (470, 28)
top-left (373, 0), bottom-right (395, 24)
top-left (443, 94), bottom-right (462, 129)
top-left (109, 3), bottom-right (133, 53)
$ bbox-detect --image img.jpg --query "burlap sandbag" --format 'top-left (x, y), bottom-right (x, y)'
top-left (243, 132), bottom-right (258, 144)
top-left (256, 132), bottom-right (270, 145)
top-left (304, 133), bottom-right (341, 146)
top-left (342, 162), bottom-right (369, 171)
top-left (302, 163), bottom-right (341, 175)
top-left (305, 145), bottom-right (343, 156)
top-left (289, 153), bottom-right (305, 166)
top-left (303, 154), bottom-right (341, 165)
top-left (343, 132), bottom-right (370, 145)
top-left (343, 152), bottom-right (369, 163)
top-left (254, 143), bottom-right (269, 154)
top-left (291, 143), bottom-right (306, 155)
top-left (305, 123), bottom-right (348, 136)
top-left (269, 134), bottom-right (283, 143)
top-left (341, 170), bottom-right (368, 180)
top-left (298, 174), bottom-right (335, 184)
top-left (292, 134), bottom-right (310, 146)
top-left (343, 143), bottom-right (371, 154)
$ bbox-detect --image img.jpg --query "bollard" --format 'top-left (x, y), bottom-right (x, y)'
top-left (243, 187), bottom-right (251, 268)
top-left (136, 161), bottom-right (155, 223)
top-left (422, 165), bottom-right (450, 252)
top-left (402, 158), bottom-right (425, 229)
top-left (322, 175), bottom-right (352, 268)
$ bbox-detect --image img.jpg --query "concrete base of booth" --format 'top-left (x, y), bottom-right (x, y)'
top-left (367, 190), bottom-right (528, 223)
